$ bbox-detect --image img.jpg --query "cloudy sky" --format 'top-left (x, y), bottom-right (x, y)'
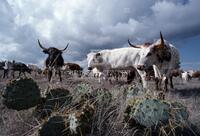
top-left (0, 0), bottom-right (200, 69)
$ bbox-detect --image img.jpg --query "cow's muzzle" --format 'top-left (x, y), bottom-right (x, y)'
top-left (88, 67), bottom-right (92, 70)
top-left (137, 65), bottom-right (145, 71)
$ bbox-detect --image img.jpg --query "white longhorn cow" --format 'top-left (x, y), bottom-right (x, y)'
top-left (87, 47), bottom-right (147, 87)
top-left (131, 32), bottom-right (180, 91)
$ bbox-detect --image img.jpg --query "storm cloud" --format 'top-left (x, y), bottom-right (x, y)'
top-left (0, 0), bottom-right (200, 68)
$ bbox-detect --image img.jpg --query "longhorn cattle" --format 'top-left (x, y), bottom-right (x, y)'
top-left (38, 40), bottom-right (69, 82)
top-left (91, 67), bottom-right (105, 82)
top-left (63, 63), bottom-right (82, 71)
top-left (10, 61), bottom-right (32, 78)
top-left (192, 71), bottom-right (200, 80)
top-left (181, 71), bottom-right (191, 83)
top-left (170, 69), bottom-right (182, 78)
top-left (87, 47), bottom-right (147, 87)
top-left (0, 61), bottom-right (10, 78)
top-left (130, 32), bottom-right (180, 91)
top-left (62, 62), bottom-right (83, 76)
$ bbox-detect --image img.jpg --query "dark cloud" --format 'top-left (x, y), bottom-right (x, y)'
top-left (0, 0), bottom-right (200, 67)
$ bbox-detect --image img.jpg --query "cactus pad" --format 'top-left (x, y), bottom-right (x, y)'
top-left (2, 78), bottom-right (41, 110)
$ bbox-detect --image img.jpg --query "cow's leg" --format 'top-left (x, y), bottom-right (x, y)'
top-left (58, 70), bottom-right (62, 82)
top-left (23, 72), bottom-right (26, 77)
top-left (155, 77), bottom-right (159, 90)
top-left (139, 71), bottom-right (147, 89)
top-left (48, 70), bottom-right (52, 82)
top-left (164, 77), bottom-right (168, 92)
top-left (3, 69), bottom-right (7, 78)
top-left (12, 71), bottom-right (15, 78)
top-left (18, 71), bottom-right (22, 78)
top-left (169, 76), bottom-right (174, 89)
top-left (5, 69), bottom-right (9, 78)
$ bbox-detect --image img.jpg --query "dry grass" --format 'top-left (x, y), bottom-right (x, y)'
top-left (0, 74), bottom-right (200, 136)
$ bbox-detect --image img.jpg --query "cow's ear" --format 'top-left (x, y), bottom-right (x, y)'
top-left (95, 53), bottom-right (101, 57)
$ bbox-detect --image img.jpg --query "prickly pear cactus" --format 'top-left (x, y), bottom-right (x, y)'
top-left (74, 83), bottom-right (92, 95)
top-left (170, 102), bottom-right (189, 123)
top-left (39, 116), bottom-right (66, 136)
top-left (125, 98), bottom-right (190, 130)
top-left (93, 88), bottom-right (112, 106)
top-left (2, 78), bottom-right (41, 110)
top-left (125, 85), bottom-right (144, 99)
top-left (34, 88), bottom-right (72, 119)
top-left (67, 103), bottom-right (95, 135)
top-left (125, 98), bottom-right (170, 127)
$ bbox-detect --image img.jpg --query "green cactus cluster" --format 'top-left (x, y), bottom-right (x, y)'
top-left (124, 97), bottom-right (190, 134)
top-left (34, 88), bottom-right (73, 119)
top-left (74, 83), bottom-right (93, 95)
top-left (39, 103), bottom-right (95, 136)
top-left (170, 101), bottom-right (189, 124)
top-left (66, 103), bottom-right (95, 135)
top-left (39, 115), bottom-right (66, 136)
top-left (2, 77), bottom-right (41, 110)
top-left (92, 88), bottom-right (112, 106)
top-left (125, 84), bottom-right (144, 99)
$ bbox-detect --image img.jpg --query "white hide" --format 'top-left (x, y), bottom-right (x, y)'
top-left (181, 72), bottom-right (189, 83)
top-left (87, 47), bottom-right (147, 87)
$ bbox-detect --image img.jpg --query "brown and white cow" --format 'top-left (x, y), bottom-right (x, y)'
top-left (62, 62), bottom-right (83, 76)
top-left (129, 32), bottom-right (180, 91)
top-left (192, 71), bottom-right (200, 80)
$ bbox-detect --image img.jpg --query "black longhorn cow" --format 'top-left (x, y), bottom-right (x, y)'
top-left (38, 40), bottom-right (69, 82)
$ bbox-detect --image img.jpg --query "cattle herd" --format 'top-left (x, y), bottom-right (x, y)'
top-left (0, 32), bottom-right (200, 92)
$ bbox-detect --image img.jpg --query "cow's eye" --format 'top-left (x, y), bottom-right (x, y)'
top-left (147, 52), bottom-right (152, 56)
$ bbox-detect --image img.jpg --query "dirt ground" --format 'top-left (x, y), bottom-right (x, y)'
top-left (0, 72), bottom-right (200, 136)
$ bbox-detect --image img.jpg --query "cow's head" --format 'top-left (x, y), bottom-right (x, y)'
top-left (87, 52), bottom-right (103, 71)
top-left (129, 32), bottom-right (171, 71)
top-left (38, 40), bottom-right (69, 67)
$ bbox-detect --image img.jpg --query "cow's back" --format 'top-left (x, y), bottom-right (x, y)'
top-left (100, 47), bottom-right (141, 69)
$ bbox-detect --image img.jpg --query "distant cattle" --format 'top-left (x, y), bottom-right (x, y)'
top-left (91, 67), bottom-right (105, 82)
top-left (63, 63), bottom-right (82, 71)
top-left (0, 61), bottom-right (10, 78)
top-left (10, 62), bottom-right (32, 78)
top-left (38, 40), bottom-right (69, 82)
top-left (181, 71), bottom-right (191, 83)
top-left (0, 61), bottom-right (31, 78)
top-left (62, 62), bottom-right (83, 77)
top-left (192, 71), bottom-right (200, 80)
top-left (170, 69), bottom-right (182, 78)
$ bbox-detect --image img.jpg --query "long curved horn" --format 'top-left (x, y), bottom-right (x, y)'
top-left (128, 39), bottom-right (140, 48)
top-left (60, 43), bottom-right (69, 52)
top-left (160, 32), bottom-right (165, 46)
top-left (38, 40), bottom-right (47, 50)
